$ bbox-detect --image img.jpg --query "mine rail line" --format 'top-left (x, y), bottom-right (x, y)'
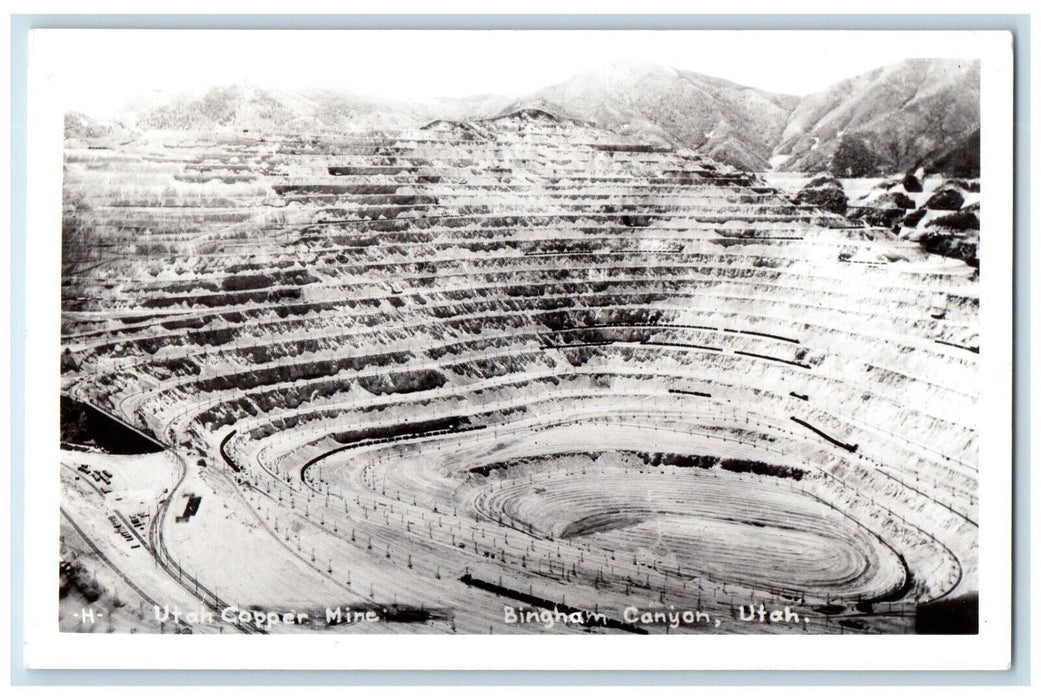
top-left (935, 339), bottom-right (980, 354)
top-left (63, 266), bottom-right (974, 348)
top-left (213, 368), bottom-right (963, 484)
top-left (91, 316), bottom-right (810, 386)
top-left (282, 209), bottom-right (827, 232)
top-left (814, 469), bottom-right (966, 602)
top-left (341, 409), bottom-right (912, 610)
top-left (147, 450), bottom-right (264, 635)
top-left (151, 358), bottom-right (966, 516)
top-left (668, 388), bottom-right (712, 398)
top-left (59, 506), bottom-right (191, 633)
top-left (209, 468), bottom-right (379, 618)
top-left (734, 349), bottom-right (812, 370)
top-left (298, 423), bottom-right (487, 483)
top-left (66, 397), bottom-right (261, 634)
top-left (790, 416), bottom-right (858, 453)
top-left (219, 429), bottom-right (240, 472)
top-left (791, 491), bottom-right (914, 606)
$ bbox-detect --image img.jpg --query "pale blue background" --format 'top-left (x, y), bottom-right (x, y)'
top-left (9, 13), bottom-right (1031, 686)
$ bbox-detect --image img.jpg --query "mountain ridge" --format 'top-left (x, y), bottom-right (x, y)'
top-left (72, 58), bottom-right (980, 176)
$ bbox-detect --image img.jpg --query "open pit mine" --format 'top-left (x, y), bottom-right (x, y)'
top-left (59, 109), bottom-right (978, 635)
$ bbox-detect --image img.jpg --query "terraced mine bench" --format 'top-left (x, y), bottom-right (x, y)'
top-left (61, 109), bottom-right (979, 634)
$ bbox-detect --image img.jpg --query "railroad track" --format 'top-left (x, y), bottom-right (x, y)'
top-left (147, 449), bottom-right (263, 635)
top-left (60, 506), bottom-right (190, 633)
top-left (63, 397), bottom-right (261, 634)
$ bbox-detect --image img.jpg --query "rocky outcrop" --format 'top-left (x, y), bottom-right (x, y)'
top-left (924, 188), bottom-right (966, 211)
top-left (902, 209), bottom-right (928, 228)
top-left (793, 174), bottom-right (848, 215)
top-left (901, 173), bottom-right (924, 193)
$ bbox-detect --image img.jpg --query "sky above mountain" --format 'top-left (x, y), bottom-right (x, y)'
top-left (36, 29), bottom-right (986, 118)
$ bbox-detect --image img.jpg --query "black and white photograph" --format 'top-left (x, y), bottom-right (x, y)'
top-left (19, 26), bottom-right (1015, 669)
